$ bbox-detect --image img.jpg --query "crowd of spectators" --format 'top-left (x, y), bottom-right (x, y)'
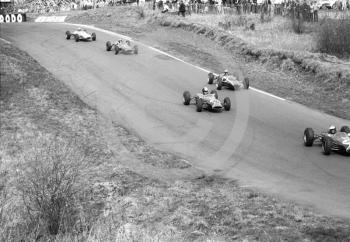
top-left (7, 0), bottom-right (349, 15)
top-left (154, 0), bottom-right (349, 20)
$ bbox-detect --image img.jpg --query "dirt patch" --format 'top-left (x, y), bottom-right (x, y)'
top-left (67, 6), bottom-right (350, 119)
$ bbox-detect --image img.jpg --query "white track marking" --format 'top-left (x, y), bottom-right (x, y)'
top-left (250, 88), bottom-right (286, 101)
top-left (62, 22), bottom-right (285, 101)
top-left (0, 38), bottom-right (11, 44)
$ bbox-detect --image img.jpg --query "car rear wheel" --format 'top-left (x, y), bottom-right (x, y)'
top-left (196, 99), bottom-right (203, 112)
top-left (322, 137), bottom-right (332, 155)
top-left (106, 41), bottom-right (112, 51)
top-left (183, 91), bottom-right (191, 105)
top-left (208, 72), bottom-right (215, 84)
top-left (243, 77), bottom-right (250, 89)
top-left (65, 31), bottom-right (71, 40)
top-left (92, 32), bottom-right (96, 41)
top-left (303, 128), bottom-right (314, 146)
top-left (133, 45), bottom-right (138, 54)
top-left (115, 47), bottom-right (120, 55)
top-left (223, 97), bottom-right (231, 111)
top-left (217, 79), bottom-right (222, 90)
top-left (210, 90), bottom-right (218, 99)
top-left (340, 126), bottom-right (350, 134)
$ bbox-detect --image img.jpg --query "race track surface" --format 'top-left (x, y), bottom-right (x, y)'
top-left (1, 23), bottom-right (350, 218)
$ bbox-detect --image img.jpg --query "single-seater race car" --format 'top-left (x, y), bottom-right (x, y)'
top-left (303, 125), bottom-right (350, 155)
top-left (65, 28), bottom-right (96, 42)
top-left (106, 39), bottom-right (138, 55)
top-left (182, 87), bottom-right (231, 112)
top-left (208, 70), bottom-right (249, 91)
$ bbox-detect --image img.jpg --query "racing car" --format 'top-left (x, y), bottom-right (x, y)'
top-left (65, 28), bottom-right (96, 42)
top-left (106, 39), bottom-right (138, 55)
top-left (182, 88), bottom-right (231, 112)
top-left (303, 125), bottom-right (350, 155)
top-left (208, 71), bottom-right (249, 91)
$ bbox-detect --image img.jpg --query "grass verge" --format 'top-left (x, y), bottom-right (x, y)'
top-left (1, 34), bottom-right (350, 241)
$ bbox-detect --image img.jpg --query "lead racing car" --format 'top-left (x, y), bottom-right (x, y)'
top-left (303, 125), bottom-right (350, 155)
top-left (106, 39), bottom-right (138, 55)
top-left (65, 28), bottom-right (96, 42)
top-left (183, 87), bottom-right (231, 112)
top-left (208, 70), bottom-right (249, 91)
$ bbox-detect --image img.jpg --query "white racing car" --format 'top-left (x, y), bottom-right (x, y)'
top-left (183, 87), bottom-right (231, 112)
top-left (65, 28), bottom-right (96, 42)
top-left (106, 39), bottom-right (138, 55)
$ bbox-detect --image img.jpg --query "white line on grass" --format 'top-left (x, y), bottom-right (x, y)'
top-left (0, 38), bottom-right (11, 44)
top-left (62, 22), bottom-right (286, 101)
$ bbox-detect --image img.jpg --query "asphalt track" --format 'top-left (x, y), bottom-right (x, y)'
top-left (1, 23), bottom-right (350, 218)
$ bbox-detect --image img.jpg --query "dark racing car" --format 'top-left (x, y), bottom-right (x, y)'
top-left (183, 87), bottom-right (231, 112)
top-left (303, 125), bottom-right (350, 155)
top-left (208, 70), bottom-right (249, 91)
top-left (65, 28), bottom-right (96, 42)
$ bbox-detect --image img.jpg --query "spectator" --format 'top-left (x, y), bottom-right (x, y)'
top-left (178, 0), bottom-right (186, 16)
top-left (312, 0), bottom-right (318, 21)
top-left (162, 2), bottom-right (170, 12)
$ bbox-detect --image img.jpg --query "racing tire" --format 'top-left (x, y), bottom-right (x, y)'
top-left (196, 99), bottom-right (203, 112)
top-left (91, 32), bottom-right (96, 41)
top-left (322, 137), bottom-right (332, 155)
top-left (66, 31), bottom-right (71, 40)
top-left (115, 47), bottom-right (120, 55)
top-left (5, 14), bottom-right (10, 23)
top-left (217, 79), bottom-right (222, 90)
top-left (11, 14), bottom-right (16, 22)
top-left (223, 97), bottom-right (231, 111)
top-left (17, 14), bottom-right (23, 23)
top-left (208, 72), bottom-right (215, 84)
top-left (75, 34), bottom-right (79, 42)
top-left (340, 126), bottom-right (350, 134)
top-left (303, 128), bottom-right (314, 146)
top-left (243, 77), bottom-right (250, 89)
top-left (106, 41), bottom-right (112, 51)
top-left (183, 91), bottom-right (191, 105)
top-left (210, 90), bottom-right (218, 99)
top-left (133, 45), bottom-right (138, 54)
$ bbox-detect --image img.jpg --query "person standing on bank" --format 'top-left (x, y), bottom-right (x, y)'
top-left (179, 0), bottom-right (186, 17)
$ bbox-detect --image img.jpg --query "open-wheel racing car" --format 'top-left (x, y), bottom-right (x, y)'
top-left (303, 125), bottom-right (350, 155)
top-left (65, 28), bottom-right (96, 42)
top-left (183, 87), bottom-right (231, 112)
top-left (208, 70), bottom-right (249, 91)
top-left (106, 39), bottom-right (138, 55)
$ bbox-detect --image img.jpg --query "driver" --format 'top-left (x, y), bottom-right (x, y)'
top-left (328, 125), bottom-right (337, 135)
top-left (202, 86), bottom-right (209, 95)
top-left (223, 69), bottom-right (229, 76)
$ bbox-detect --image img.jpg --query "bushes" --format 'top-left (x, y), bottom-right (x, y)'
top-left (16, 137), bottom-right (85, 237)
top-left (317, 15), bottom-right (350, 57)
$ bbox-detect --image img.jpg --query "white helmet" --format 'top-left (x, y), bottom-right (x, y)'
top-left (328, 125), bottom-right (336, 134)
top-left (202, 86), bottom-right (209, 95)
top-left (224, 69), bottom-right (228, 74)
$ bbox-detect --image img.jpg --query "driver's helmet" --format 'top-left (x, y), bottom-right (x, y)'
top-left (202, 86), bottom-right (209, 95)
top-left (77, 27), bottom-right (82, 31)
top-left (328, 125), bottom-right (337, 134)
top-left (223, 69), bottom-right (229, 75)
